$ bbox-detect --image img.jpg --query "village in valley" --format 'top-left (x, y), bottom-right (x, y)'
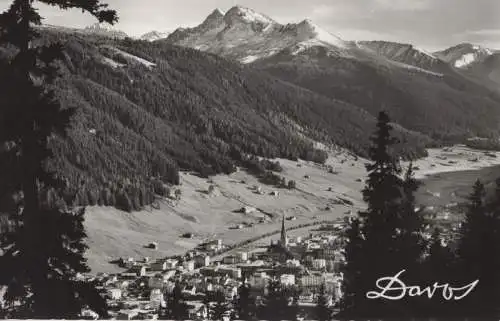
top-left (80, 214), bottom-right (348, 320)
top-left (76, 145), bottom-right (499, 320)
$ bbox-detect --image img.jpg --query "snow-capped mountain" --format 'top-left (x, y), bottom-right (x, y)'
top-left (164, 5), bottom-right (349, 63)
top-left (434, 43), bottom-right (493, 68)
top-left (356, 41), bottom-right (450, 74)
top-left (82, 23), bottom-right (128, 39)
top-left (139, 31), bottom-right (171, 42)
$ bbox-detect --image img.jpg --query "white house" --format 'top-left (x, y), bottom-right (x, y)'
top-left (107, 288), bottom-right (122, 300)
top-left (280, 274), bottom-right (296, 286)
top-left (183, 260), bottom-right (195, 272)
top-left (165, 259), bottom-right (179, 269)
top-left (312, 259), bottom-right (327, 270)
top-left (150, 288), bottom-right (165, 310)
top-left (237, 251), bottom-right (248, 261)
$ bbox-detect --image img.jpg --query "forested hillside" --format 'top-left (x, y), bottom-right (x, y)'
top-left (0, 31), bottom-right (430, 211)
top-left (253, 51), bottom-right (500, 143)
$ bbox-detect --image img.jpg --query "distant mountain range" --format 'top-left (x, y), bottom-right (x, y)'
top-left (41, 6), bottom-right (500, 87)
top-left (7, 6), bottom-right (499, 210)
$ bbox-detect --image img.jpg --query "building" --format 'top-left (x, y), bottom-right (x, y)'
top-left (248, 272), bottom-right (269, 290)
top-left (107, 288), bottom-right (122, 300)
top-left (130, 266), bottom-right (147, 277)
top-left (299, 275), bottom-right (325, 292)
top-left (237, 251), bottom-right (248, 261)
top-left (149, 288), bottom-right (165, 310)
top-left (195, 255), bottom-right (210, 268)
top-left (218, 266), bottom-right (242, 279)
top-left (280, 274), bottom-right (296, 286)
top-left (165, 259), bottom-right (179, 269)
top-left (117, 309), bottom-right (139, 320)
top-left (200, 266), bottom-right (218, 277)
top-left (148, 274), bottom-right (166, 289)
top-left (203, 239), bottom-right (223, 251)
top-left (150, 261), bottom-right (167, 272)
top-left (162, 270), bottom-right (177, 281)
top-left (222, 255), bottom-right (238, 265)
top-left (183, 260), bottom-right (195, 272)
top-left (182, 285), bottom-right (197, 296)
top-left (312, 259), bottom-right (327, 270)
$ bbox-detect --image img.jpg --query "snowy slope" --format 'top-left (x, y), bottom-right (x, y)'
top-left (101, 46), bottom-right (156, 69)
top-left (434, 43), bottom-right (493, 69)
top-left (140, 31), bottom-right (171, 42)
top-left (357, 41), bottom-right (448, 74)
top-left (38, 23), bottom-right (128, 39)
top-left (82, 23), bottom-right (128, 39)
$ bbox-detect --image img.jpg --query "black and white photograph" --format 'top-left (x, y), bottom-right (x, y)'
top-left (0, 0), bottom-right (499, 319)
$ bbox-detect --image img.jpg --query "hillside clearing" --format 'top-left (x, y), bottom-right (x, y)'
top-left (84, 145), bottom-right (500, 273)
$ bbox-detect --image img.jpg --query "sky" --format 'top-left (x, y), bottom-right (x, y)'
top-left (0, 0), bottom-right (499, 51)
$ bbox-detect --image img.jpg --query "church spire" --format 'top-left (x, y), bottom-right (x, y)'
top-left (280, 214), bottom-right (288, 247)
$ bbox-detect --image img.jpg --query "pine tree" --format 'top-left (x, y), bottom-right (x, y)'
top-left (0, 1), bottom-right (117, 318)
top-left (316, 283), bottom-right (332, 321)
top-left (423, 228), bottom-right (458, 317)
top-left (341, 217), bottom-right (364, 312)
top-left (395, 163), bottom-right (427, 283)
top-left (259, 278), bottom-right (290, 321)
top-left (235, 283), bottom-right (255, 320)
top-left (165, 283), bottom-right (189, 320)
top-left (341, 111), bottom-right (426, 318)
top-left (212, 290), bottom-right (228, 321)
top-left (456, 179), bottom-right (499, 318)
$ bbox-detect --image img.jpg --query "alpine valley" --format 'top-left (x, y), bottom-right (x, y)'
top-left (2, 5), bottom-right (500, 272)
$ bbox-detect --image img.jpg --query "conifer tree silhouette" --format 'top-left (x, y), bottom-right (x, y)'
top-left (316, 283), bottom-right (332, 321)
top-left (235, 283), bottom-right (255, 320)
top-left (0, 0), bottom-right (116, 318)
top-left (341, 111), bottom-right (426, 318)
top-left (456, 179), bottom-right (500, 318)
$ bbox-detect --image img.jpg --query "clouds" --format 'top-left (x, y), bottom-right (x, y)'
top-left (372, 0), bottom-right (433, 11)
top-left (0, 0), bottom-right (498, 50)
top-left (302, 0), bottom-right (500, 50)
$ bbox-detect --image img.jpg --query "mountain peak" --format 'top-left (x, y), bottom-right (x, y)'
top-left (205, 8), bottom-right (225, 21)
top-left (435, 43), bottom-right (493, 68)
top-left (140, 30), bottom-right (170, 41)
top-left (223, 5), bottom-right (276, 26)
top-left (294, 18), bottom-right (345, 48)
top-left (83, 22), bottom-right (128, 39)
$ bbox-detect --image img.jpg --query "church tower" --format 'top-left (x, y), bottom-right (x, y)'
top-left (280, 214), bottom-right (288, 247)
